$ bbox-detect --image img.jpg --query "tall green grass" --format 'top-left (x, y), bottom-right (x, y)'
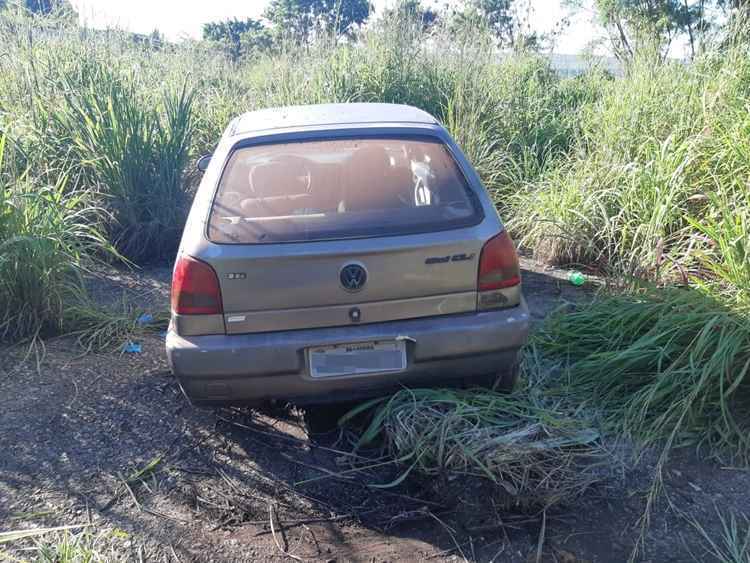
top-left (519, 46), bottom-right (750, 459)
top-left (537, 287), bottom-right (750, 458)
top-left (511, 50), bottom-right (750, 282)
top-left (0, 135), bottom-right (111, 342)
top-left (46, 66), bottom-right (195, 262)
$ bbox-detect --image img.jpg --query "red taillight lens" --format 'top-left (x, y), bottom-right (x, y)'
top-left (478, 230), bottom-right (521, 290)
top-left (171, 255), bottom-right (223, 315)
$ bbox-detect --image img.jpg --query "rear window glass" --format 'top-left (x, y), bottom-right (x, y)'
top-left (208, 137), bottom-right (481, 244)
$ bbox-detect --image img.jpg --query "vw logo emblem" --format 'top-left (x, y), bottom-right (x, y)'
top-left (340, 263), bottom-right (367, 292)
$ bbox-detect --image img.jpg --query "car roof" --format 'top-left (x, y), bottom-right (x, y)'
top-left (229, 103), bottom-right (439, 137)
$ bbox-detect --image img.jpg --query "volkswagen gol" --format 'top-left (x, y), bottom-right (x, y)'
top-left (167, 103), bottom-right (530, 405)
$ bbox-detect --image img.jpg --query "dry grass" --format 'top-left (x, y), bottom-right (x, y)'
top-left (342, 385), bottom-right (607, 508)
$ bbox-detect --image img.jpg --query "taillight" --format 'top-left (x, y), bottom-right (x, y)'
top-left (479, 230), bottom-right (521, 290)
top-left (478, 230), bottom-right (521, 310)
top-left (171, 255), bottom-right (223, 315)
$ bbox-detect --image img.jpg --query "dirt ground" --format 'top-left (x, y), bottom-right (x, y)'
top-left (1, 257), bottom-right (749, 562)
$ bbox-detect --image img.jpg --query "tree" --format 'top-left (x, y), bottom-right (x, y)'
top-left (202, 18), bottom-right (272, 61)
top-left (448, 0), bottom-right (544, 51)
top-left (264, 0), bottom-right (372, 44)
top-left (382, 0), bottom-right (440, 31)
top-left (472, 0), bottom-right (516, 42)
top-left (148, 29), bottom-right (164, 50)
top-left (25, 0), bottom-right (54, 14)
top-left (0, 0), bottom-right (77, 16)
top-left (580, 0), bottom-right (711, 61)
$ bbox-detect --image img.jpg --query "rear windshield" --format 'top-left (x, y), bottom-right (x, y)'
top-left (207, 137), bottom-right (482, 244)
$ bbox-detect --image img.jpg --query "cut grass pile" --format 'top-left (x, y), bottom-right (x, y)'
top-left (342, 386), bottom-right (605, 508)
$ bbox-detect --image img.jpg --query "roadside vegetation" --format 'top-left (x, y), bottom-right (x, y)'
top-left (0, 135), bottom-right (109, 342)
top-left (1, 0), bottom-right (750, 559)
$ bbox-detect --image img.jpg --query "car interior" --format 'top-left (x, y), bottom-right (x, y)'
top-left (208, 138), bottom-right (477, 243)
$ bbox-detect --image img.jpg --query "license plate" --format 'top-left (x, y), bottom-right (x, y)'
top-left (308, 340), bottom-right (407, 378)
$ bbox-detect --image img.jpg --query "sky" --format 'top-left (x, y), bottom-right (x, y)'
top-left (69, 0), bottom-right (599, 55)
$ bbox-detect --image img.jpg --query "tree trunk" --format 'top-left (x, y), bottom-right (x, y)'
top-left (683, 0), bottom-right (696, 59)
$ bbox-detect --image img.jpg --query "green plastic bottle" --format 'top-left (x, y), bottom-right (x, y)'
top-left (568, 271), bottom-right (586, 286)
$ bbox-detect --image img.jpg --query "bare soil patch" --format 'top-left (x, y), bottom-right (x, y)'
top-left (1, 258), bottom-right (748, 562)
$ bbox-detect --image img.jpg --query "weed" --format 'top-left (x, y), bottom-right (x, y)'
top-left (0, 135), bottom-right (112, 343)
top-left (689, 508), bottom-right (750, 563)
top-left (57, 289), bottom-right (169, 353)
top-left (511, 51), bottom-right (750, 281)
top-left (47, 65), bottom-right (195, 262)
top-left (1, 526), bottom-right (131, 562)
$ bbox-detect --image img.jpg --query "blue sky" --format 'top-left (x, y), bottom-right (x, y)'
top-left (69, 0), bottom-right (600, 54)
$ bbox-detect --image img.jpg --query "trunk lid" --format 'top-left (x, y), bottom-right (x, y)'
top-left (208, 232), bottom-right (483, 334)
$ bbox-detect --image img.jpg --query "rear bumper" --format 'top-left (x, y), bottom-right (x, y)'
top-left (166, 301), bottom-right (530, 405)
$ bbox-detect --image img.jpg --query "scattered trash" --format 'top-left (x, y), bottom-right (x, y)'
top-left (136, 313), bottom-right (154, 326)
top-left (122, 342), bottom-right (142, 354)
top-left (568, 271), bottom-right (586, 286)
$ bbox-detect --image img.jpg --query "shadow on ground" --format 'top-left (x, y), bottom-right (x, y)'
top-left (2, 263), bottom-right (745, 562)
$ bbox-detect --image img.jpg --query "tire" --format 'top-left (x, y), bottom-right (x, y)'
top-left (494, 362), bottom-right (519, 393)
top-left (303, 403), bottom-right (356, 434)
top-left (464, 362), bottom-right (519, 393)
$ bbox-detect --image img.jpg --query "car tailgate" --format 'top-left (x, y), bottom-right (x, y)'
top-left (204, 231), bottom-right (483, 334)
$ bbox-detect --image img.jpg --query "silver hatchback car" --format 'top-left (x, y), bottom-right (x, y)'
top-left (167, 103), bottom-right (530, 406)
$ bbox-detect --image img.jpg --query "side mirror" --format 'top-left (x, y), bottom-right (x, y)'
top-left (197, 154), bottom-right (212, 172)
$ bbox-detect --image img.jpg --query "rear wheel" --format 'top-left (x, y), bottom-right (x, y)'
top-left (464, 362), bottom-right (519, 393)
top-left (303, 403), bottom-right (357, 434)
top-left (494, 363), bottom-right (519, 392)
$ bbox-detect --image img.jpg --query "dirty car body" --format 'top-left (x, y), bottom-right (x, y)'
top-left (167, 103), bottom-right (530, 405)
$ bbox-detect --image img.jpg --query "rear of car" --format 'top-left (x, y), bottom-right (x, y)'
top-left (167, 104), bottom-right (530, 405)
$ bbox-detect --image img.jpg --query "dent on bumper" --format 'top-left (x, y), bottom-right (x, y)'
top-left (166, 302), bottom-right (530, 403)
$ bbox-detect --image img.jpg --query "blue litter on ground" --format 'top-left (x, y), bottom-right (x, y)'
top-left (123, 342), bottom-right (142, 354)
top-left (137, 313), bottom-right (154, 326)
